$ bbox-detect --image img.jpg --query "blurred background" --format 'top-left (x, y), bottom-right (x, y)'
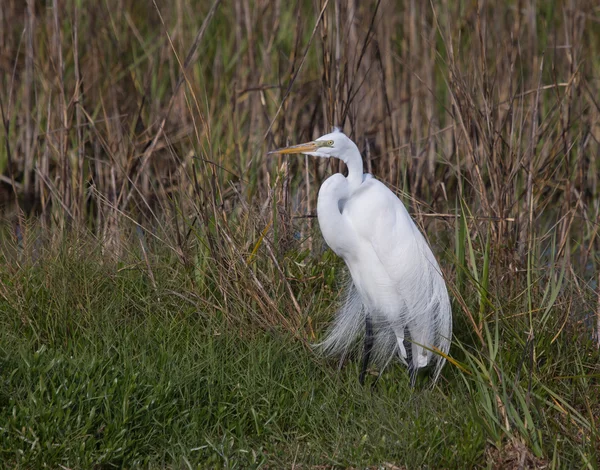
top-left (1, 0), bottom-right (597, 258)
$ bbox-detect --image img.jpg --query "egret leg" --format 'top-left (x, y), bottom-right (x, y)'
top-left (408, 322), bottom-right (431, 369)
top-left (404, 326), bottom-right (417, 387)
top-left (359, 315), bottom-right (374, 385)
top-left (391, 324), bottom-right (408, 365)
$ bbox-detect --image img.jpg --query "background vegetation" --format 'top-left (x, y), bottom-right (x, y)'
top-left (0, 0), bottom-right (599, 467)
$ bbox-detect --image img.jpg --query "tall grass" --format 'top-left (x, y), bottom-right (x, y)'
top-left (0, 0), bottom-right (599, 467)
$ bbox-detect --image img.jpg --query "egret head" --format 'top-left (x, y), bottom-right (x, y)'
top-left (268, 129), bottom-right (356, 162)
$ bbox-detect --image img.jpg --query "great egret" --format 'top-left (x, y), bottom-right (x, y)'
top-left (269, 129), bottom-right (452, 384)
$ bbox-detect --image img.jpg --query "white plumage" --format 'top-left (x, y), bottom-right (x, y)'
top-left (270, 130), bottom-right (452, 383)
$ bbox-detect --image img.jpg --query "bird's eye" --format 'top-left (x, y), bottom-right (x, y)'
top-left (327, 140), bottom-right (334, 146)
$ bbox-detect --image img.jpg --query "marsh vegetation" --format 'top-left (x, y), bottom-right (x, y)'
top-left (0, 0), bottom-right (599, 467)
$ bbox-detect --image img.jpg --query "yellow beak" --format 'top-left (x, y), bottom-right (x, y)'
top-left (268, 141), bottom-right (319, 155)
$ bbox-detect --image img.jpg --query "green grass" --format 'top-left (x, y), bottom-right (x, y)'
top-left (0, 232), bottom-right (598, 468)
top-left (0, 242), bottom-right (485, 468)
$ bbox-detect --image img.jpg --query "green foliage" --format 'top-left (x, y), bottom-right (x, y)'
top-left (0, 224), bottom-right (598, 468)
top-left (0, 243), bottom-right (485, 468)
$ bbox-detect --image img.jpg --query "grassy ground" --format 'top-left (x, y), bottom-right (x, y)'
top-left (0, 239), bottom-right (483, 468)
top-left (1, 0), bottom-right (599, 468)
top-left (0, 234), bottom-right (597, 468)
top-left (0, 224), bottom-right (598, 468)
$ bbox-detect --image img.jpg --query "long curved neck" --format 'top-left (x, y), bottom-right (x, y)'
top-left (343, 141), bottom-right (364, 192)
top-left (317, 175), bottom-right (357, 258)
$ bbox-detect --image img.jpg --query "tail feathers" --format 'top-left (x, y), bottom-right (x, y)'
top-left (316, 279), bottom-right (453, 385)
top-left (315, 282), bottom-right (365, 361)
top-left (430, 291), bottom-right (452, 383)
top-left (315, 282), bottom-right (399, 368)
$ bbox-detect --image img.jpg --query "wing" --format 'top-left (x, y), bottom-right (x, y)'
top-left (342, 178), bottom-right (451, 345)
top-left (343, 178), bottom-right (439, 283)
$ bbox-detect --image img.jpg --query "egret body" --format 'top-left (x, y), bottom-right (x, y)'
top-left (270, 130), bottom-right (451, 383)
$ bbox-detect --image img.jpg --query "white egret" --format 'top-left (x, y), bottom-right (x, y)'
top-left (270, 129), bottom-right (451, 384)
